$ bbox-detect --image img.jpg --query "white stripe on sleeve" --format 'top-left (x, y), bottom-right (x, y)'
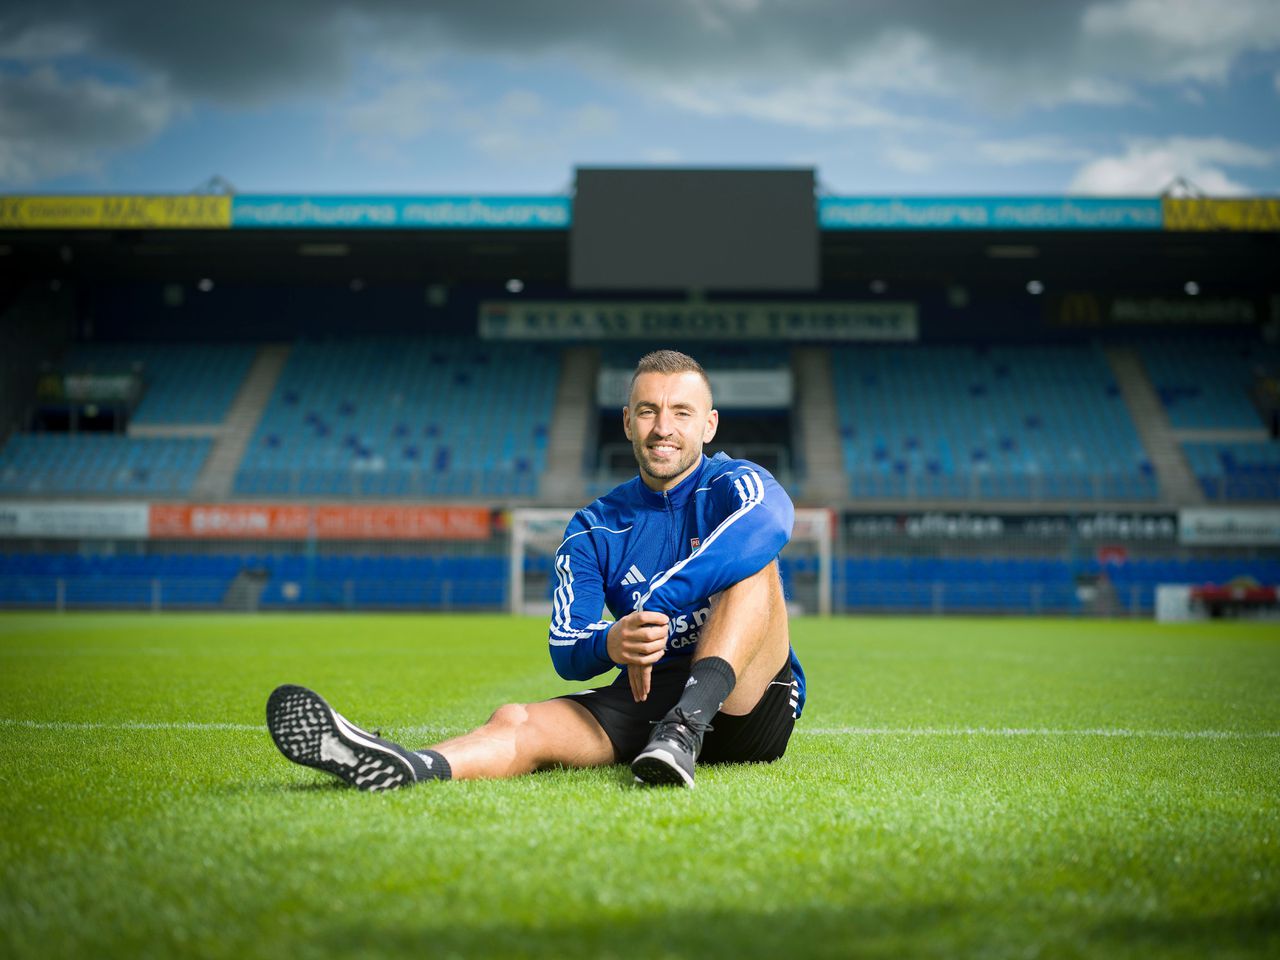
top-left (635, 468), bottom-right (765, 608)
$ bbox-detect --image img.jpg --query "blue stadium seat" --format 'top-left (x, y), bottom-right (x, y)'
top-left (1183, 441), bottom-right (1280, 501)
top-left (0, 435), bottom-right (212, 496)
top-left (63, 342), bottom-right (256, 425)
top-left (1138, 338), bottom-right (1278, 429)
top-left (832, 344), bottom-right (1157, 501)
top-left (234, 337), bottom-right (559, 498)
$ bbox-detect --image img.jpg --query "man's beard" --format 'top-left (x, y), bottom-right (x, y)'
top-left (633, 437), bottom-right (700, 482)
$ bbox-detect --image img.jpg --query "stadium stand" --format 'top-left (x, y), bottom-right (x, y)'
top-left (832, 344), bottom-right (1156, 501)
top-left (0, 435), bottom-right (212, 496)
top-left (234, 337), bottom-right (558, 497)
top-left (1137, 337), bottom-right (1278, 429)
top-left (1183, 440), bottom-right (1280, 500)
top-left (0, 341), bottom-right (255, 496)
top-left (63, 342), bottom-right (257, 425)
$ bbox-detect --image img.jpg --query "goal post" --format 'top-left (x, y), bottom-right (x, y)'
top-left (508, 507), bottom-right (834, 617)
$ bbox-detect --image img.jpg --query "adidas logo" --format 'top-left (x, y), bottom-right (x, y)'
top-left (620, 564), bottom-right (647, 587)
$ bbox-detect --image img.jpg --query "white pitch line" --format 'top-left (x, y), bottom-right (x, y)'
top-left (800, 726), bottom-right (1280, 740)
top-left (0, 718), bottom-right (263, 732)
top-left (1, 718), bottom-right (1278, 740)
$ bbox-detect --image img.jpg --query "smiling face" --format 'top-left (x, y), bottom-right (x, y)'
top-left (623, 370), bottom-right (718, 491)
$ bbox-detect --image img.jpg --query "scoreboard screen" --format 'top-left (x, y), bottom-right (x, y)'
top-left (570, 167), bottom-right (818, 292)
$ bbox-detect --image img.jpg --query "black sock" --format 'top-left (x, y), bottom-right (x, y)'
top-left (412, 749), bottom-right (452, 781)
top-left (673, 656), bottom-right (736, 724)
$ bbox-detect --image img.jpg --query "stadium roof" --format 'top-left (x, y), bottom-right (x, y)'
top-left (1, 195), bottom-right (1276, 295)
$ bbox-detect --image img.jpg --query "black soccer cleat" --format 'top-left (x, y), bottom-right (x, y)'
top-left (266, 684), bottom-right (430, 792)
top-left (631, 708), bottom-right (713, 788)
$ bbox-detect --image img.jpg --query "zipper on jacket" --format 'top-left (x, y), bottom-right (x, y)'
top-left (663, 489), bottom-right (677, 564)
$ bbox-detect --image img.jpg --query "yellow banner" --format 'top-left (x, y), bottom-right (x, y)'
top-left (0, 195), bottom-right (231, 229)
top-left (1163, 198), bottom-right (1280, 232)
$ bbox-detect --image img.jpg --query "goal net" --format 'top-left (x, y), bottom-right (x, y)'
top-left (509, 507), bottom-right (833, 617)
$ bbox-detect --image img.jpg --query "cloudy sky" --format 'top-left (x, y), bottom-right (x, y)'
top-left (1, 0), bottom-right (1278, 197)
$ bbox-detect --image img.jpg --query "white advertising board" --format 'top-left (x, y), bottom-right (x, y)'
top-left (0, 502), bottom-right (151, 540)
top-left (1178, 508), bottom-right (1280, 546)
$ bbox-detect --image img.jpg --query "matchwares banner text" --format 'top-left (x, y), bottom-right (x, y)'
top-left (479, 302), bottom-right (918, 341)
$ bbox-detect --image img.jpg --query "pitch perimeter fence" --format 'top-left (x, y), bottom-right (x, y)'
top-left (0, 573), bottom-right (1148, 617)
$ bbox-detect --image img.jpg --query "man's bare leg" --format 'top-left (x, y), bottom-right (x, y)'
top-left (425, 698), bottom-right (615, 780)
top-left (631, 560), bottom-right (791, 786)
top-left (267, 685), bottom-right (615, 791)
top-left (694, 559), bottom-right (790, 716)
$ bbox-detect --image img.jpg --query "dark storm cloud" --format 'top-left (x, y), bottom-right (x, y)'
top-left (4, 0), bottom-right (1274, 103)
top-left (0, 0), bottom-right (351, 102)
top-left (0, 66), bottom-right (177, 182)
top-left (0, 1), bottom-right (1276, 186)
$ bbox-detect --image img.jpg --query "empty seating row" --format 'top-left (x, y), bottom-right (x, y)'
top-left (833, 344), bottom-right (1157, 501)
top-left (1138, 338), bottom-right (1278, 429)
top-left (1183, 441), bottom-right (1280, 501)
top-left (0, 435), bottom-right (211, 495)
top-left (63, 342), bottom-right (257, 425)
top-left (234, 337), bottom-right (557, 498)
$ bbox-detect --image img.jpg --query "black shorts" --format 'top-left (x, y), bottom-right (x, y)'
top-left (557, 657), bottom-right (798, 765)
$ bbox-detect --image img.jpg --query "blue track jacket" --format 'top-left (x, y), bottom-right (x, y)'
top-left (548, 452), bottom-right (806, 717)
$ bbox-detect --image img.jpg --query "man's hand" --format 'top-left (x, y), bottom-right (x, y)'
top-left (606, 610), bottom-right (669, 702)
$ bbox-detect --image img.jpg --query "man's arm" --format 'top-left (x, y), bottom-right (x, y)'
top-left (635, 463), bottom-right (794, 617)
top-left (547, 514), bottom-right (624, 681)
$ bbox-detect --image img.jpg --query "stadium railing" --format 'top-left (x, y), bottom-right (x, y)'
top-left (0, 574), bottom-right (1147, 616)
top-left (6, 554), bottom-right (1277, 618)
top-left (0, 575), bottom-right (508, 613)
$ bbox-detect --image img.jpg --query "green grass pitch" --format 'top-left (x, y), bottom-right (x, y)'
top-left (1, 612), bottom-right (1278, 959)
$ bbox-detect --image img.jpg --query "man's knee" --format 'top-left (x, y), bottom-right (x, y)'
top-left (482, 699), bottom-right (613, 769)
top-left (486, 702), bottom-right (533, 731)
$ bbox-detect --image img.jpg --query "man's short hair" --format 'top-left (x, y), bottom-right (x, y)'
top-left (629, 350), bottom-right (713, 404)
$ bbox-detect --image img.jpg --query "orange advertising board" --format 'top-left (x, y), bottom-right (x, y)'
top-left (313, 505), bottom-right (491, 540)
top-left (148, 504), bottom-right (491, 540)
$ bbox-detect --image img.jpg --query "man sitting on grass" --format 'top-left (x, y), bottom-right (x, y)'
top-left (267, 349), bottom-right (805, 789)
